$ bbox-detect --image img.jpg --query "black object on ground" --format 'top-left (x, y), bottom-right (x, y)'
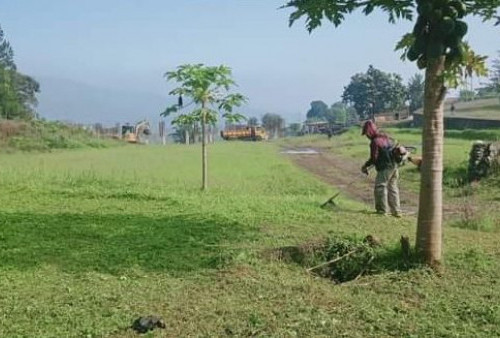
top-left (132, 315), bottom-right (166, 334)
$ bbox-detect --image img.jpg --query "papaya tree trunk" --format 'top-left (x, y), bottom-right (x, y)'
top-left (184, 128), bottom-right (189, 145)
top-left (201, 101), bottom-right (208, 190)
top-left (416, 56), bottom-right (447, 266)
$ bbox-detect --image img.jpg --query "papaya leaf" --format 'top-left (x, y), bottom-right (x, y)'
top-left (395, 33), bottom-right (415, 61)
top-left (161, 104), bottom-right (179, 117)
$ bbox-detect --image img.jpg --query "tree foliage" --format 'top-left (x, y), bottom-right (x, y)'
top-left (329, 101), bottom-right (357, 124)
top-left (162, 64), bottom-right (247, 122)
top-left (288, 122), bottom-right (302, 135)
top-left (342, 65), bottom-right (407, 118)
top-left (247, 116), bottom-right (259, 126)
top-left (306, 100), bottom-right (330, 120)
top-left (262, 113), bottom-right (285, 138)
top-left (407, 73), bottom-right (424, 113)
top-left (171, 114), bottom-right (199, 144)
top-left (283, 0), bottom-right (499, 32)
top-left (283, 0), bottom-right (414, 32)
top-left (0, 25), bottom-right (40, 120)
top-left (0, 27), bottom-right (15, 70)
top-left (306, 100), bottom-right (357, 124)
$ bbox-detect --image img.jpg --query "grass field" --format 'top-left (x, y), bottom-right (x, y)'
top-left (443, 98), bottom-right (500, 119)
top-left (1, 141), bottom-right (500, 336)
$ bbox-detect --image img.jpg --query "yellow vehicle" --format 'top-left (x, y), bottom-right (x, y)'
top-left (121, 120), bottom-right (151, 144)
top-left (220, 125), bottom-right (268, 141)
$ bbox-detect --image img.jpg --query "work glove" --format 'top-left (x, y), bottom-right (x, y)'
top-left (361, 165), bottom-right (369, 176)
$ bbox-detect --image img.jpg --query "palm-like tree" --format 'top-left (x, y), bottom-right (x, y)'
top-left (162, 64), bottom-right (247, 190)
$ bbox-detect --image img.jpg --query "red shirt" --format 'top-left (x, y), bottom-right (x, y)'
top-left (366, 133), bottom-right (391, 167)
top-left (362, 121), bottom-right (392, 169)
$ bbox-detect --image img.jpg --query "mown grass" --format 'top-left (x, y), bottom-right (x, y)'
top-left (0, 142), bottom-right (500, 336)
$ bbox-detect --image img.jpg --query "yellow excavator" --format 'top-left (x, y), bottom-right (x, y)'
top-left (122, 120), bottom-right (151, 144)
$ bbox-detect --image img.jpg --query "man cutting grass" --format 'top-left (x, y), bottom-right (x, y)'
top-left (361, 120), bottom-right (403, 218)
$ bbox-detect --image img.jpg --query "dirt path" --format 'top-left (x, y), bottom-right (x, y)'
top-left (285, 147), bottom-right (459, 217)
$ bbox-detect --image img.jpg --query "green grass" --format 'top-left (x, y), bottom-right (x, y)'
top-left (0, 142), bottom-right (500, 336)
top-left (443, 98), bottom-right (500, 119)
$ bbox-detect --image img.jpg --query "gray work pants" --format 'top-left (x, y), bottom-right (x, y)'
top-left (374, 166), bottom-right (401, 215)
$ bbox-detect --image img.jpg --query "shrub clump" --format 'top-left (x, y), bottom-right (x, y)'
top-left (306, 236), bottom-right (377, 283)
top-left (272, 235), bottom-right (420, 283)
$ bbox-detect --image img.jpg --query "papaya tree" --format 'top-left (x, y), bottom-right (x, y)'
top-left (282, 0), bottom-right (499, 266)
top-left (162, 64), bottom-right (247, 190)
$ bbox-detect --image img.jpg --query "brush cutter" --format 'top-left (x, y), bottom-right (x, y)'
top-left (320, 145), bottom-right (419, 209)
top-left (397, 145), bottom-right (420, 169)
top-left (320, 174), bottom-right (367, 208)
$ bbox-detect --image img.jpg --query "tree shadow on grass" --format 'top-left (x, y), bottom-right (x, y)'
top-left (0, 211), bottom-right (253, 275)
top-left (48, 188), bottom-right (184, 204)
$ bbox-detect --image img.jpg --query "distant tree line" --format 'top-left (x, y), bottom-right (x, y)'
top-left (0, 25), bottom-right (40, 120)
top-left (330, 55), bottom-right (500, 118)
top-left (169, 54), bottom-right (500, 143)
top-left (306, 100), bottom-right (357, 125)
top-left (306, 65), bottom-right (426, 123)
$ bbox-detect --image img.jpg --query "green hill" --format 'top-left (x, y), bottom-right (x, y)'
top-left (0, 119), bottom-right (119, 152)
top-left (443, 98), bottom-right (500, 120)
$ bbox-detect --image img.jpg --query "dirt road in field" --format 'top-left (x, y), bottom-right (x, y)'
top-left (284, 147), bottom-right (459, 217)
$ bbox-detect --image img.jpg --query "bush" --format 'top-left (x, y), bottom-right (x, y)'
top-left (273, 235), bottom-right (420, 283)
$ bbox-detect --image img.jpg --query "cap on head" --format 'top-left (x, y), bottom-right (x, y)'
top-left (361, 120), bottom-right (377, 137)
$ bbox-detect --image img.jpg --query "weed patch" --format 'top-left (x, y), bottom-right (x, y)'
top-left (271, 235), bottom-right (420, 283)
top-left (443, 163), bottom-right (469, 187)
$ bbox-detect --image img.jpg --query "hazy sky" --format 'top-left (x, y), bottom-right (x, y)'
top-left (1, 0), bottom-right (499, 122)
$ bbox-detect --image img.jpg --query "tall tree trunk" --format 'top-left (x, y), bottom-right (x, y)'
top-left (185, 129), bottom-right (189, 145)
top-left (416, 56), bottom-right (446, 266)
top-left (201, 101), bottom-right (208, 190)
